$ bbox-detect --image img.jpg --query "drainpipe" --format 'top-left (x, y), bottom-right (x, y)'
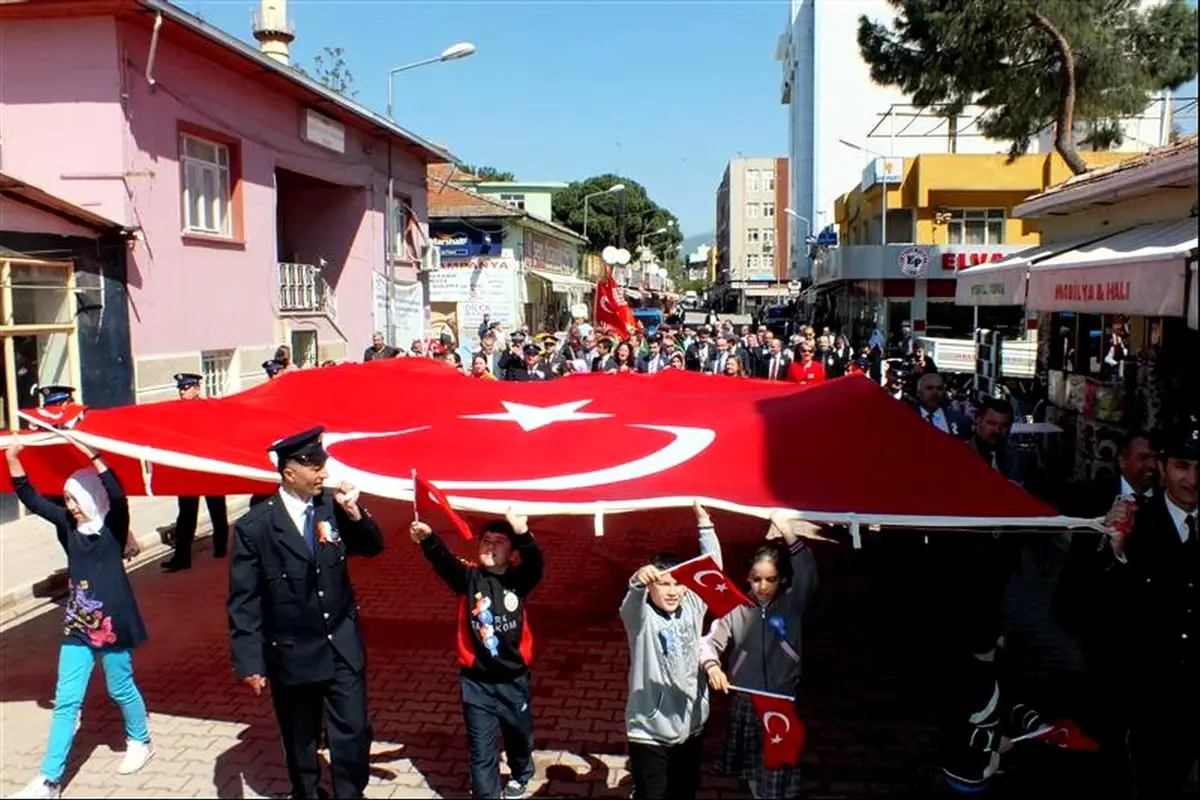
top-left (385, 142), bottom-right (395, 347)
top-left (145, 12), bottom-right (163, 89)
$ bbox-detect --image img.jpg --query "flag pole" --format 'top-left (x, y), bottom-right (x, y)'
top-left (411, 469), bottom-right (420, 522)
top-left (728, 684), bottom-right (795, 703)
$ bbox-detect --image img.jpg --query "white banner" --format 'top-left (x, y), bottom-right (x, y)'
top-left (1026, 258), bottom-right (1188, 316)
top-left (429, 258), bottom-right (516, 304)
top-left (955, 264), bottom-right (1027, 306)
top-left (373, 273), bottom-right (425, 351)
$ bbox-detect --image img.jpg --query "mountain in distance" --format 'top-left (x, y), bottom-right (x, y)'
top-left (681, 231), bottom-right (714, 255)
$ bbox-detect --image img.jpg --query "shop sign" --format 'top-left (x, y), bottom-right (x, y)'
top-left (942, 251), bottom-right (1006, 271)
top-left (428, 258), bottom-right (516, 304)
top-left (1026, 258), bottom-right (1188, 316)
top-left (523, 231), bottom-right (577, 272)
top-left (898, 246), bottom-right (930, 277)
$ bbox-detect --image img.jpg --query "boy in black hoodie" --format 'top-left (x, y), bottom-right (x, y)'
top-left (411, 508), bottom-right (544, 800)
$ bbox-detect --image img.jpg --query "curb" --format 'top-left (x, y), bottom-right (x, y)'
top-left (0, 502), bottom-right (247, 629)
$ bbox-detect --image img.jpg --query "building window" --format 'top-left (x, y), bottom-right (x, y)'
top-left (746, 228), bottom-right (761, 244)
top-left (946, 209), bottom-right (1006, 246)
top-left (762, 202), bottom-right (776, 218)
top-left (499, 193), bottom-right (526, 210)
top-left (180, 133), bottom-right (233, 237)
top-left (746, 203), bottom-right (760, 218)
top-left (763, 253), bottom-right (775, 272)
top-left (746, 169), bottom-right (761, 192)
top-left (762, 228), bottom-right (776, 250)
top-left (746, 253), bottom-right (761, 271)
top-left (391, 194), bottom-right (416, 261)
top-left (764, 171), bottom-right (776, 191)
top-left (201, 350), bottom-right (234, 397)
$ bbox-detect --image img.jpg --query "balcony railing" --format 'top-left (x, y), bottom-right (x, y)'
top-left (277, 262), bottom-right (336, 319)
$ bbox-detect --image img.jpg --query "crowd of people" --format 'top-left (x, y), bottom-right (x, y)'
top-left (4, 307), bottom-right (1196, 800)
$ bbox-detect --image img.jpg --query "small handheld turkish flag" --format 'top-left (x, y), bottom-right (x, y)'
top-left (1029, 719), bottom-right (1100, 752)
top-left (666, 553), bottom-right (753, 618)
top-left (413, 471), bottom-right (473, 540)
top-left (750, 691), bottom-right (806, 769)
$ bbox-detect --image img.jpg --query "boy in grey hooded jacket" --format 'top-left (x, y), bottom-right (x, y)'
top-left (620, 501), bottom-right (722, 800)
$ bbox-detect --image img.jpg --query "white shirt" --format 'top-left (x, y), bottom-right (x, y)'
top-left (1111, 493), bottom-right (1195, 563)
top-left (921, 407), bottom-right (949, 433)
top-left (277, 487), bottom-right (314, 539)
top-left (1118, 476), bottom-right (1151, 503)
top-left (768, 353), bottom-right (784, 380)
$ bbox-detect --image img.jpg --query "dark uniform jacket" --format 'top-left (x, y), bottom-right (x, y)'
top-left (228, 491), bottom-right (384, 686)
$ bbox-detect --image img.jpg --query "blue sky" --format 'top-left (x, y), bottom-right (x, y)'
top-left (184, 0), bottom-right (791, 238)
top-left (184, 1), bottom-right (1196, 239)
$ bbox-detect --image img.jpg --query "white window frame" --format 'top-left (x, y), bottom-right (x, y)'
top-left (745, 227), bottom-right (761, 245)
top-left (762, 228), bottom-right (776, 249)
top-left (764, 171), bottom-right (776, 191)
top-left (763, 252), bottom-right (775, 271)
top-left (391, 195), bottom-right (414, 261)
top-left (201, 349), bottom-right (236, 397)
top-left (180, 133), bottom-right (232, 237)
top-left (745, 203), bottom-right (760, 218)
top-left (946, 208), bottom-right (1006, 246)
top-left (499, 193), bottom-right (526, 210)
top-left (746, 253), bottom-right (761, 271)
top-left (746, 169), bottom-right (760, 193)
top-left (762, 202), bottom-right (776, 219)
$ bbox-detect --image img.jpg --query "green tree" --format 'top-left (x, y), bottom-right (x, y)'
top-left (552, 174), bottom-right (684, 261)
top-left (857, 0), bottom-right (1198, 174)
top-left (465, 165), bottom-right (516, 181)
top-left (300, 46), bottom-right (358, 98)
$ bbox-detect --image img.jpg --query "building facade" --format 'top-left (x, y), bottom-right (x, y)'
top-left (775, 0), bottom-right (1186, 280)
top-left (0, 0), bottom-right (451, 404)
top-left (428, 167), bottom-right (589, 349)
top-left (819, 151), bottom-right (1136, 350)
top-left (714, 157), bottom-right (790, 312)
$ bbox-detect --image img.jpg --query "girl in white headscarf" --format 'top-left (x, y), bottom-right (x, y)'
top-left (5, 436), bottom-right (153, 800)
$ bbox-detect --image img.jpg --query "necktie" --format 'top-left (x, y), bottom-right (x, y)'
top-left (649, 359), bottom-right (657, 374)
top-left (302, 505), bottom-right (316, 551)
top-left (1186, 514), bottom-right (1196, 544)
top-left (771, 356), bottom-right (779, 380)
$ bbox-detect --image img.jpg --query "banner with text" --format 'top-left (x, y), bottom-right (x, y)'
top-left (429, 258), bottom-right (517, 304)
top-left (955, 263), bottom-right (1027, 307)
top-left (1026, 258), bottom-right (1188, 316)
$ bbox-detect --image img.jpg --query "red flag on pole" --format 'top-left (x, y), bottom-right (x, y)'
top-left (594, 270), bottom-right (638, 337)
top-left (666, 553), bottom-right (754, 617)
top-left (413, 471), bottom-right (474, 540)
top-left (748, 691), bottom-right (807, 769)
top-left (1022, 719), bottom-right (1100, 752)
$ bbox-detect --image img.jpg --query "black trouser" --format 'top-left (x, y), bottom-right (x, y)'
top-left (461, 672), bottom-right (534, 798)
top-left (628, 734), bottom-right (704, 800)
top-left (270, 657), bottom-right (372, 799)
top-left (1129, 710), bottom-right (1200, 799)
top-left (172, 495), bottom-right (229, 563)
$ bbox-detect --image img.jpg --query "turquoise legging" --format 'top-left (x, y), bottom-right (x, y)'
top-left (42, 642), bottom-right (149, 782)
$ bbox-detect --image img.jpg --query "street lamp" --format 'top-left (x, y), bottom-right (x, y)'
top-left (387, 42), bottom-right (476, 119)
top-left (638, 226), bottom-right (670, 248)
top-left (582, 183), bottom-right (626, 241)
top-left (838, 139), bottom-right (890, 247)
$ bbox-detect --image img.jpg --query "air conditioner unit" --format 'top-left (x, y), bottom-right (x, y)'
top-left (419, 244), bottom-right (442, 272)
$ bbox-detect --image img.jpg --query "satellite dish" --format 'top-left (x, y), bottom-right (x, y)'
top-left (616, 248), bottom-right (631, 265)
top-left (602, 246), bottom-right (619, 265)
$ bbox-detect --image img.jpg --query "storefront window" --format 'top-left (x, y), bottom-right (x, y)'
top-left (947, 209), bottom-right (1006, 246)
top-left (11, 264), bottom-right (73, 325)
top-left (925, 303), bottom-right (1026, 340)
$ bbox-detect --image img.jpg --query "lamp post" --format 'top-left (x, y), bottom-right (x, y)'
top-left (383, 41), bottom-right (476, 348)
top-left (582, 183), bottom-right (626, 241)
top-left (386, 42), bottom-right (476, 120)
top-left (838, 138), bottom-right (890, 248)
top-left (638, 221), bottom-right (673, 249)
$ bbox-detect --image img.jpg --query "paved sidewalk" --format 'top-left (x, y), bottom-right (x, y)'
top-left (0, 505), bottom-right (941, 798)
top-left (1, 496), bottom-right (250, 622)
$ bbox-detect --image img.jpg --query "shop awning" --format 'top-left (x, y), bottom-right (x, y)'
top-left (1025, 218), bottom-right (1198, 316)
top-left (528, 268), bottom-right (593, 294)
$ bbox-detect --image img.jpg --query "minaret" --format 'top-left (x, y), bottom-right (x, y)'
top-left (252, 0), bottom-right (294, 65)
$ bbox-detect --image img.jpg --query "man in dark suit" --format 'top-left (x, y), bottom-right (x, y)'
top-left (635, 336), bottom-right (669, 374)
top-left (163, 372), bottom-right (230, 572)
top-left (1098, 424), bottom-right (1198, 800)
top-left (507, 344), bottom-right (553, 381)
top-left (684, 326), bottom-right (714, 372)
top-left (965, 397), bottom-right (1022, 484)
top-left (759, 338), bottom-right (791, 381)
top-left (227, 427), bottom-right (384, 800)
top-left (908, 373), bottom-right (970, 439)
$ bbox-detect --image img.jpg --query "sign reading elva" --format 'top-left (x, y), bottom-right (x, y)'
top-left (429, 225), bottom-right (506, 258)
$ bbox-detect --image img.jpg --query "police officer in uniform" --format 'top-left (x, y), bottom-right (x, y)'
top-left (1101, 422), bottom-right (1199, 799)
top-left (227, 427), bottom-right (384, 799)
top-left (162, 373), bottom-right (230, 571)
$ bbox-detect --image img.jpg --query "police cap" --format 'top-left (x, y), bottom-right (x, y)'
top-left (269, 426), bottom-right (328, 467)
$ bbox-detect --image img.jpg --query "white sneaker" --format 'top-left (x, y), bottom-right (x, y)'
top-left (117, 739), bottom-right (154, 775)
top-left (9, 777), bottom-right (60, 799)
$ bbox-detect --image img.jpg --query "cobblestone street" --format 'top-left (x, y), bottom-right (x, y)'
top-left (0, 505), bottom-right (942, 798)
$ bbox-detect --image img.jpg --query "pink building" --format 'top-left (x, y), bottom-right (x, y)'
top-left (0, 0), bottom-right (450, 404)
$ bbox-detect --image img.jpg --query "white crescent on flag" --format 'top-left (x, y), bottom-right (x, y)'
top-left (763, 710), bottom-right (791, 735)
top-left (693, 569), bottom-right (728, 591)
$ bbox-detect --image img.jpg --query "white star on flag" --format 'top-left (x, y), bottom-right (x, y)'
top-left (714, 583), bottom-right (728, 592)
top-left (461, 400), bottom-right (612, 432)
top-left (771, 735), bottom-right (783, 745)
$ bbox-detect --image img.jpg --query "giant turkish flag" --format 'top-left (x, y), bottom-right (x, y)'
top-left (0, 359), bottom-right (1091, 529)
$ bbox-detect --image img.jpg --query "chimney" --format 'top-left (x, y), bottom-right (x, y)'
top-left (252, 0), bottom-right (295, 64)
